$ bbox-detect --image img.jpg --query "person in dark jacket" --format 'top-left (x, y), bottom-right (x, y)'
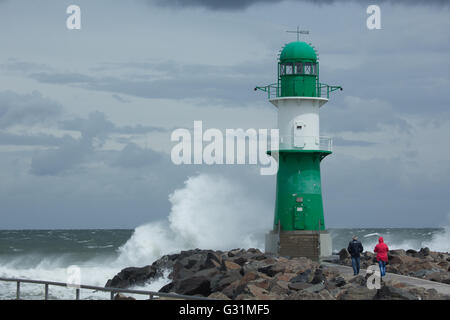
top-left (347, 236), bottom-right (364, 275)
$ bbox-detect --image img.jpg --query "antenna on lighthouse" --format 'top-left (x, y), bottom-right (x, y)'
top-left (286, 26), bottom-right (309, 41)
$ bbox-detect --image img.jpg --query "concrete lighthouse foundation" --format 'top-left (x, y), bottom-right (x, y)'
top-left (265, 230), bottom-right (332, 261)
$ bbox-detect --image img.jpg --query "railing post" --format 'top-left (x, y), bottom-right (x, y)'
top-left (44, 284), bottom-right (49, 300)
top-left (16, 281), bottom-right (20, 300)
top-left (110, 291), bottom-right (115, 300)
top-left (75, 288), bottom-right (80, 300)
top-left (149, 294), bottom-right (153, 300)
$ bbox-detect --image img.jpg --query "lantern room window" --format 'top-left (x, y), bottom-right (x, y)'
top-left (285, 63), bottom-right (293, 75)
top-left (295, 63), bottom-right (303, 74)
top-left (304, 62), bottom-right (312, 75)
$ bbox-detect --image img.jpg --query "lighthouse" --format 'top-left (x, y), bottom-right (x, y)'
top-left (256, 36), bottom-right (342, 260)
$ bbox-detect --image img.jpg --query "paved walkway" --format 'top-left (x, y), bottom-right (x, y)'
top-left (322, 262), bottom-right (450, 295)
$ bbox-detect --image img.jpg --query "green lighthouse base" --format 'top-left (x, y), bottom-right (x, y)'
top-left (265, 230), bottom-right (332, 261)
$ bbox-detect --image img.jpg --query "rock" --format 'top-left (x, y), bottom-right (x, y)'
top-left (412, 269), bottom-right (435, 278)
top-left (175, 276), bottom-right (211, 296)
top-left (223, 260), bottom-right (241, 271)
top-left (338, 248), bottom-right (350, 261)
top-left (275, 272), bottom-right (296, 282)
top-left (210, 270), bottom-right (242, 292)
top-left (311, 269), bottom-right (326, 284)
top-left (333, 276), bottom-right (346, 287)
top-left (208, 292), bottom-right (231, 300)
top-left (304, 283), bottom-right (325, 293)
top-left (288, 282), bottom-right (312, 291)
top-left (222, 280), bottom-right (241, 299)
top-left (246, 284), bottom-right (278, 300)
top-left (348, 275), bottom-right (366, 287)
top-left (290, 269), bottom-right (313, 283)
top-left (425, 271), bottom-right (450, 283)
top-left (374, 285), bottom-right (418, 300)
top-left (113, 293), bottom-right (136, 300)
top-left (406, 249), bottom-right (418, 256)
top-left (105, 265), bottom-right (157, 288)
top-left (419, 247), bottom-right (430, 257)
top-left (257, 264), bottom-right (284, 277)
top-left (338, 286), bottom-right (377, 300)
top-left (389, 254), bottom-right (418, 265)
top-left (233, 257), bottom-right (247, 266)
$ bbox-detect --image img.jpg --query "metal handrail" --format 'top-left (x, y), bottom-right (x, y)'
top-left (0, 277), bottom-right (214, 300)
top-left (255, 82), bottom-right (342, 99)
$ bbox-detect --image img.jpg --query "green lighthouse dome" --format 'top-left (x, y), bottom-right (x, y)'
top-left (280, 41), bottom-right (317, 62)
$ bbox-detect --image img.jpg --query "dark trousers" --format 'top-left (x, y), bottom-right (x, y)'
top-left (351, 257), bottom-right (360, 275)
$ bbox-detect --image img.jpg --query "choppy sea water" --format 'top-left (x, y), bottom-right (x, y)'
top-left (0, 227), bottom-right (448, 300)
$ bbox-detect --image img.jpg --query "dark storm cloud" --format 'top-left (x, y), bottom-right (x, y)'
top-left (30, 111), bottom-right (169, 176)
top-left (148, 0), bottom-right (449, 10)
top-left (0, 91), bottom-right (62, 129)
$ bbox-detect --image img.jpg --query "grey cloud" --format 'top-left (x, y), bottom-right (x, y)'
top-left (59, 111), bottom-right (170, 136)
top-left (111, 143), bottom-right (164, 168)
top-left (148, 0), bottom-right (449, 11)
top-left (30, 138), bottom-right (91, 176)
top-left (0, 132), bottom-right (75, 146)
top-left (30, 111), bottom-right (169, 176)
top-left (29, 61), bottom-right (272, 103)
top-left (0, 91), bottom-right (62, 129)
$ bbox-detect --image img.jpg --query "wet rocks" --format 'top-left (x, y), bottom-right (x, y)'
top-left (107, 247), bottom-right (450, 300)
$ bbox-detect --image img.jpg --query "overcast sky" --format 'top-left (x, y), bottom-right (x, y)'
top-left (0, 0), bottom-right (449, 229)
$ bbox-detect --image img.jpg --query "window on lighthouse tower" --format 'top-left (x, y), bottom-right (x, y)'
top-left (295, 62), bottom-right (303, 74)
top-left (285, 63), bottom-right (293, 75)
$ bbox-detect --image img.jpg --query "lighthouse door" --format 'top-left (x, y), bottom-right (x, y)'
top-left (294, 206), bottom-right (305, 229)
top-left (294, 121), bottom-right (305, 148)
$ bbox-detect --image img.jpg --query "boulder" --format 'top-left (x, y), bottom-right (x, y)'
top-left (337, 286), bottom-right (377, 300)
top-left (311, 268), bottom-right (326, 284)
top-left (290, 269), bottom-right (313, 283)
top-left (288, 282), bottom-right (312, 291)
top-left (174, 276), bottom-right (211, 296)
top-left (105, 265), bottom-right (157, 288)
top-left (374, 285), bottom-right (418, 300)
top-left (113, 293), bottom-right (136, 300)
top-left (208, 291), bottom-right (231, 300)
top-left (223, 260), bottom-right (242, 271)
top-left (338, 248), bottom-right (350, 261)
top-left (419, 247), bottom-right (430, 257)
top-left (333, 276), bottom-right (346, 287)
top-left (210, 270), bottom-right (242, 292)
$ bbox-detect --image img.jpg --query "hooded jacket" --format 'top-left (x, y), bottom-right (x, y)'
top-left (374, 237), bottom-right (389, 262)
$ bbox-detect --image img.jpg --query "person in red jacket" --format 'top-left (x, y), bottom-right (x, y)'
top-left (374, 236), bottom-right (389, 277)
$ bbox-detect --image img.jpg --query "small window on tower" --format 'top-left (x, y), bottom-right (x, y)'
top-left (304, 63), bottom-right (312, 74)
top-left (285, 63), bottom-right (293, 75)
top-left (295, 62), bottom-right (303, 74)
